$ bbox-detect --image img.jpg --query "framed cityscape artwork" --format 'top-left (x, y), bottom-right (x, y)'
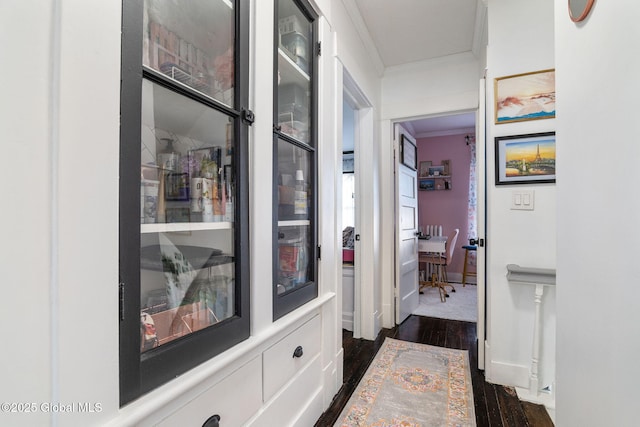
top-left (495, 132), bottom-right (556, 185)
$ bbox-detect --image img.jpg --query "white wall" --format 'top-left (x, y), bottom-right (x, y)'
top-left (2, 3), bottom-right (54, 425)
top-left (382, 52), bottom-right (481, 122)
top-left (555, 1), bottom-right (640, 425)
top-left (483, 0), bottom-right (557, 401)
top-left (2, 1), bottom-right (122, 426)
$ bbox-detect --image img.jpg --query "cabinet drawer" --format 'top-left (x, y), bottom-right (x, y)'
top-left (250, 356), bottom-right (323, 427)
top-left (157, 356), bottom-right (262, 427)
top-left (263, 314), bottom-right (321, 401)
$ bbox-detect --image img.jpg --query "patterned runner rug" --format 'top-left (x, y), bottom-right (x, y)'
top-left (334, 338), bottom-right (476, 427)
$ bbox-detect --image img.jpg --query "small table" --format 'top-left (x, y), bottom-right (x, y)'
top-left (418, 235), bottom-right (447, 253)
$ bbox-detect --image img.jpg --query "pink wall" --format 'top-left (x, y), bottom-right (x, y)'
top-left (417, 132), bottom-right (472, 277)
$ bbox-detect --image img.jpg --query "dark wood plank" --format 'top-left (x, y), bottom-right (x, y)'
top-left (522, 401), bottom-right (555, 427)
top-left (495, 385), bottom-right (530, 426)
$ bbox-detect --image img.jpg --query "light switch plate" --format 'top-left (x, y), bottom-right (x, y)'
top-left (511, 190), bottom-right (534, 210)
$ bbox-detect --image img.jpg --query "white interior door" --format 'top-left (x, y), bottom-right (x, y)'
top-left (395, 126), bottom-right (420, 324)
top-left (476, 78), bottom-right (487, 369)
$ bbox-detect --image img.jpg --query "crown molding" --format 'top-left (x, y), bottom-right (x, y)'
top-left (342, 0), bottom-right (385, 76)
top-left (472, 0), bottom-right (488, 60)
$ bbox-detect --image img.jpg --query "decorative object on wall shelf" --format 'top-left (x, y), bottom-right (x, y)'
top-left (494, 69), bottom-right (555, 124)
top-left (400, 134), bottom-right (417, 170)
top-left (442, 159), bottom-right (451, 175)
top-left (495, 132), bottom-right (556, 185)
top-left (419, 179), bottom-right (435, 191)
top-left (428, 165), bottom-right (445, 177)
top-left (568, 0), bottom-right (595, 22)
top-left (419, 159), bottom-right (452, 190)
top-left (418, 160), bottom-right (432, 178)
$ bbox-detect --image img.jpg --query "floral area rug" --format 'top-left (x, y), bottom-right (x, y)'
top-left (334, 338), bottom-right (476, 427)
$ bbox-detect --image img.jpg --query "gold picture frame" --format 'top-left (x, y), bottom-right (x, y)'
top-left (494, 69), bottom-right (555, 124)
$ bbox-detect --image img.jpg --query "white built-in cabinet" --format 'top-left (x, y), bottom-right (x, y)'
top-left (116, 0), bottom-right (335, 425)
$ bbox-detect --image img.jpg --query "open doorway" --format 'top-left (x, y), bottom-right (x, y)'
top-left (341, 98), bottom-right (357, 333)
top-left (339, 69), bottom-right (375, 340)
top-left (397, 112), bottom-right (479, 323)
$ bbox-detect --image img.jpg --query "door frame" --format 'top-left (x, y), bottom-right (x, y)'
top-left (389, 107), bottom-right (485, 344)
top-left (340, 68), bottom-right (374, 339)
top-left (476, 78), bottom-right (487, 370)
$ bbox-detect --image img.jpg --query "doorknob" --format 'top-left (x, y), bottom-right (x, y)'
top-left (469, 238), bottom-right (485, 247)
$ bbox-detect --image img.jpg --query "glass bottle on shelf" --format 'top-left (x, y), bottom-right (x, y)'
top-left (294, 169), bottom-right (307, 217)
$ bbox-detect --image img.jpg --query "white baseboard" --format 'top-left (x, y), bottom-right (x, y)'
top-left (487, 360), bottom-right (530, 389)
top-left (487, 357), bottom-right (556, 424)
top-left (336, 347), bottom-right (344, 387)
top-left (448, 272), bottom-right (463, 283)
top-left (322, 359), bottom-right (339, 409)
top-left (342, 312), bottom-right (353, 331)
top-left (374, 310), bottom-right (383, 334)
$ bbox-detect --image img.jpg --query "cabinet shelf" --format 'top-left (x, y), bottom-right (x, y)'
top-left (141, 222), bottom-right (232, 234)
top-left (418, 174), bottom-right (452, 191)
top-left (278, 219), bottom-right (310, 227)
top-left (419, 175), bottom-right (451, 179)
top-left (278, 48), bottom-right (309, 87)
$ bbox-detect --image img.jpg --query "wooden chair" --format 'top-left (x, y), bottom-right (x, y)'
top-left (419, 228), bottom-right (459, 302)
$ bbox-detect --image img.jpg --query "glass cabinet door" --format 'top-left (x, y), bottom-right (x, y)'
top-left (120, 0), bottom-right (250, 405)
top-left (273, 0), bottom-right (318, 320)
top-left (139, 80), bottom-right (236, 351)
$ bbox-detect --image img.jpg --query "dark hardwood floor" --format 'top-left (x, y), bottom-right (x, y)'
top-left (315, 315), bottom-right (554, 426)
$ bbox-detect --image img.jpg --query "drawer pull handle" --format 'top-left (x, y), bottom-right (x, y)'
top-left (293, 345), bottom-right (304, 358)
top-left (202, 414), bottom-right (221, 427)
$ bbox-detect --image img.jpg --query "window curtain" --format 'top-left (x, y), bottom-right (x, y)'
top-left (467, 136), bottom-right (477, 265)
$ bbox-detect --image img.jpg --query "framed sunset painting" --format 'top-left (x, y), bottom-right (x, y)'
top-left (494, 69), bottom-right (555, 124)
top-left (495, 132), bottom-right (556, 185)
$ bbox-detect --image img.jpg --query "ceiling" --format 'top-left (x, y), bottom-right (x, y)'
top-left (349, 0), bottom-right (486, 136)
top-left (353, 0), bottom-right (483, 67)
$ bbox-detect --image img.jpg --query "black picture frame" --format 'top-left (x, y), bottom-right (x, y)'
top-left (342, 151), bottom-right (354, 173)
top-left (400, 134), bottom-right (417, 170)
top-left (495, 132), bottom-right (556, 185)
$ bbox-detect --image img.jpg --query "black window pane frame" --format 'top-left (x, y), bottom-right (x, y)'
top-left (272, 0), bottom-right (319, 320)
top-left (119, 0), bottom-right (251, 406)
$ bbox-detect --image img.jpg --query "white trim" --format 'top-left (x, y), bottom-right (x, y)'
top-left (340, 65), bottom-right (375, 339)
top-left (476, 77), bottom-right (486, 370)
top-left (472, 0), bottom-right (488, 60)
top-left (487, 360), bottom-right (530, 389)
top-left (341, 311), bottom-right (354, 331)
top-left (50, 0), bottom-right (62, 413)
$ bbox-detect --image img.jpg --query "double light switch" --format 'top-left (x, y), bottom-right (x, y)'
top-left (511, 190), bottom-right (534, 210)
